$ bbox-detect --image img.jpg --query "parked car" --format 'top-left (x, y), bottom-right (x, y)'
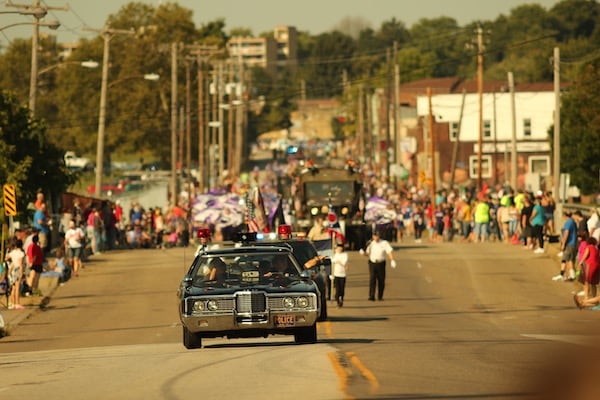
top-left (64, 151), bottom-right (92, 171)
top-left (178, 239), bottom-right (320, 349)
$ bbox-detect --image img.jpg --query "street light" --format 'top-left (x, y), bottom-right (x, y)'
top-left (0, 19), bottom-right (60, 118)
top-left (0, 20), bottom-right (59, 32)
top-left (94, 72), bottom-right (159, 198)
top-left (0, 7), bottom-right (47, 19)
top-left (37, 60), bottom-right (99, 76)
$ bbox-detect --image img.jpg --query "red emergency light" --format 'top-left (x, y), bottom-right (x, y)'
top-left (277, 224), bottom-right (292, 239)
top-left (197, 228), bottom-right (211, 239)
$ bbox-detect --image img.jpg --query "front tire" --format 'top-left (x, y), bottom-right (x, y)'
top-left (183, 326), bottom-right (202, 349)
top-left (294, 324), bottom-right (317, 344)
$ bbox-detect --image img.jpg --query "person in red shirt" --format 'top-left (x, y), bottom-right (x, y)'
top-left (26, 234), bottom-right (44, 295)
top-left (574, 237), bottom-right (599, 307)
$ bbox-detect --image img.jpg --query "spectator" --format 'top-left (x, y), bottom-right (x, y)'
top-left (33, 202), bottom-right (51, 253)
top-left (575, 237), bottom-right (599, 302)
top-left (553, 211), bottom-right (578, 281)
top-left (542, 192), bottom-right (556, 237)
top-left (587, 207), bottom-right (600, 242)
top-left (473, 197), bottom-right (491, 243)
top-left (520, 196), bottom-right (534, 250)
top-left (530, 195), bottom-right (546, 254)
top-left (5, 239), bottom-right (26, 310)
top-left (26, 234), bottom-right (44, 296)
top-left (65, 220), bottom-right (85, 277)
top-left (42, 247), bottom-right (70, 283)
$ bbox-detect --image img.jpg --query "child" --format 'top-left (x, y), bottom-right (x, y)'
top-left (332, 242), bottom-right (349, 307)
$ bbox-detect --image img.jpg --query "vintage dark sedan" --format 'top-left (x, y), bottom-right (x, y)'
top-left (178, 242), bottom-right (320, 349)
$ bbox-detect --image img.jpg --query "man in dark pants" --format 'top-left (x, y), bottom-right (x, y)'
top-left (360, 231), bottom-right (396, 301)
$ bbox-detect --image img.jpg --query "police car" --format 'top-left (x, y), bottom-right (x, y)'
top-left (177, 229), bottom-right (321, 349)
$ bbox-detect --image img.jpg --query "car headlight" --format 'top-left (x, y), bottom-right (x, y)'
top-left (297, 296), bottom-right (309, 308)
top-left (192, 300), bottom-right (205, 312)
top-left (283, 297), bottom-right (295, 309)
top-left (206, 299), bottom-right (218, 311)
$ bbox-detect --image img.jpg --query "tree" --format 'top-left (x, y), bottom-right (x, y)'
top-left (302, 31), bottom-right (356, 98)
top-left (559, 62), bottom-right (600, 194)
top-left (0, 90), bottom-right (74, 223)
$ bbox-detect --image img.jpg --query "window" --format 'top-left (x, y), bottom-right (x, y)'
top-left (450, 121), bottom-right (459, 140)
top-left (528, 155), bottom-right (550, 176)
top-left (469, 155), bottom-right (492, 179)
top-left (483, 120), bottom-right (492, 139)
top-left (523, 118), bottom-right (532, 137)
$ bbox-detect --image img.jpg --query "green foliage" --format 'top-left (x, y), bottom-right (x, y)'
top-left (559, 62), bottom-right (600, 194)
top-left (0, 90), bottom-right (74, 223)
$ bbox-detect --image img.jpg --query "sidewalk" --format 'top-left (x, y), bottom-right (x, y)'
top-left (0, 274), bottom-right (60, 337)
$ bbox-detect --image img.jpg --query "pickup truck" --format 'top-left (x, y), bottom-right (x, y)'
top-left (64, 151), bottom-right (92, 171)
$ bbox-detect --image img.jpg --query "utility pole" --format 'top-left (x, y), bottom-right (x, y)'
top-left (227, 60), bottom-right (235, 174)
top-left (87, 26), bottom-right (135, 198)
top-left (357, 84), bottom-right (364, 162)
top-left (7, 0), bottom-right (68, 117)
top-left (385, 47), bottom-right (392, 179)
top-left (185, 58), bottom-right (192, 200)
top-left (217, 62), bottom-right (225, 183)
top-left (552, 47), bottom-right (562, 230)
top-left (189, 45), bottom-right (221, 192)
top-left (449, 89), bottom-right (467, 187)
top-left (393, 41), bottom-right (401, 179)
top-left (476, 24), bottom-right (484, 190)
top-left (508, 72), bottom-right (517, 190)
top-left (170, 42), bottom-right (178, 207)
top-left (235, 51), bottom-right (245, 178)
top-left (428, 87), bottom-right (436, 201)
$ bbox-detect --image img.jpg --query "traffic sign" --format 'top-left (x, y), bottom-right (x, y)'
top-left (3, 184), bottom-right (17, 216)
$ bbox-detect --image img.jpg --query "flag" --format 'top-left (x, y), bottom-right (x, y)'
top-left (326, 206), bottom-right (345, 244)
top-left (271, 196), bottom-right (286, 229)
top-left (246, 186), bottom-right (269, 233)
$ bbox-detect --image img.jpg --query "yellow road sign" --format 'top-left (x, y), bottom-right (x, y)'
top-left (3, 184), bottom-right (17, 216)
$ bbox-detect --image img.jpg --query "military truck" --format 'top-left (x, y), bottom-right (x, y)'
top-left (293, 164), bottom-right (368, 250)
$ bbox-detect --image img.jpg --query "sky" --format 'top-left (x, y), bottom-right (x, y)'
top-left (1, 0), bottom-right (562, 45)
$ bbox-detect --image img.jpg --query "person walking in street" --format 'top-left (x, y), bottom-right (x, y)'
top-left (65, 220), bottom-right (84, 277)
top-left (361, 230), bottom-right (396, 301)
top-left (332, 242), bottom-right (349, 307)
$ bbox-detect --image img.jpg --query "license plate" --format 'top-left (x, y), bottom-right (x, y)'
top-left (275, 315), bottom-right (295, 327)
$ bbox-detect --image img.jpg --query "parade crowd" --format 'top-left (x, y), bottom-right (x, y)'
top-left (2, 146), bottom-right (600, 311)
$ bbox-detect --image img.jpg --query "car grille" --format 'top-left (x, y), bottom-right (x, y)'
top-left (236, 291), bottom-right (266, 313)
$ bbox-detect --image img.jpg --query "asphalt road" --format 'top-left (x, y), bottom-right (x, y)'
top-left (1, 240), bottom-right (599, 400)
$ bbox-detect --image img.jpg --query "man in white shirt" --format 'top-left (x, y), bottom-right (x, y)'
top-left (587, 207), bottom-right (600, 241)
top-left (361, 231), bottom-right (397, 301)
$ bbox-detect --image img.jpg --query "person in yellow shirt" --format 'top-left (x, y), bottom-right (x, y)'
top-left (460, 199), bottom-right (472, 242)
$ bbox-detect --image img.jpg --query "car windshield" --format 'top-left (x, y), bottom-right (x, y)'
top-left (288, 241), bottom-right (319, 267)
top-left (191, 252), bottom-right (302, 288)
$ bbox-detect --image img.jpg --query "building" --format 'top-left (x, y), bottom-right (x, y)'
top-left (413, 79), bottom-right (560, 191)
top-left (227, 25), bottom-right (298, 74)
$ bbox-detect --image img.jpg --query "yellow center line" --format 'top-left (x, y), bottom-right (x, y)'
top-left (346, 351), bottom-right (380, 390)
top-left (327, 352), bottom-right (353, 399)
